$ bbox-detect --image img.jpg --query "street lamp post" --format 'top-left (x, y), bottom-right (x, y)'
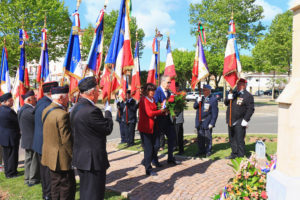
top-left (155, 28), bottom-right (163, 86)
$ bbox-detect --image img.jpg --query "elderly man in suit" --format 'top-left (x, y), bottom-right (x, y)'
top-left (0, 93), bottom-right (21, 178)
top-left (154, 75), bottom-right (179, 165)
top-left (18, 90), bottom-right (40, 186)
top-left (194, 85), bottom-right (219, 157)
top-left (32, 81), bottom-right (58, 200)
top-left (42, 85), bottom-right (75, 200)
top-left (71, 77), bottom-right (113, 200)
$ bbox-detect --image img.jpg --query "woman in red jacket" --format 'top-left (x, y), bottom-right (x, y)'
top-left (138, 83), bottom-right (166, 176)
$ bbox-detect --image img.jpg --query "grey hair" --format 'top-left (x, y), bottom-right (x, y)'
top-left (83, 87), bottom-right (97, 95)
top-left (160, 75), bottom-right (170, 83)
top-left (51, 93), bottom-right (68, 100)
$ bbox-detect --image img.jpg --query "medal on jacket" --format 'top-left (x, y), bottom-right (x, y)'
top-left (237, 97), bottom-right (243, 105)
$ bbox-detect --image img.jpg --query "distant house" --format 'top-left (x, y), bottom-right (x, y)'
top-left (243, 72), bottom-right (289, 95)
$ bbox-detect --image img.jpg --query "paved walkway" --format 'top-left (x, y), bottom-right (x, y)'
top-left (106, 142), bottom-right (234, 200)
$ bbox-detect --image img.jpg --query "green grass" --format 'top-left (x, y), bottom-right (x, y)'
top-left (0, 169), bottom-right (127, 200)
top-left (118, 134), bottom-right (277, 160)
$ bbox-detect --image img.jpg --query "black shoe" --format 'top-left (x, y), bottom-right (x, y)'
top-left (146, 170), bottom-right (157, 176)
top-left (195, 153), bottom-right (205, 157)
top-left (225, 155), bottom-right (236, 159)
top-left (177, 151), bottom-right (184, 155)
top-left (206, 152), bottom-right (212, 157)
top-left (44, 196), bottom-right (51, 200)
top-left (152, 162), bottom-right (163, 168)
top-left (6, 174), bottom-right (19, 179)
top-left (167, 160), bottom-right (181, 165)
top-left (28, 182), bottom-right (39, 187)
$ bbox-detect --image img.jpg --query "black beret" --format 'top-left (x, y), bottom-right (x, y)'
top-left (51, 85), bottom-right (69, 95)
top-left (43, 81), bottom-right (59, 93)
top-left (0, 93), bottom-right (12, 102)
top-left (21, 90), bottom-right (35, 100)
top-left (78, 76), bottom-right (97, 93)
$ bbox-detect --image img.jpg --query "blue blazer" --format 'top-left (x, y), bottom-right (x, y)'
top-left (194, 95), bottom-right (219, 129)
top-left (154, 86), bottom-right (171, 103)
top-left (0, 106), bottom-right (20, 147)
top-left (32, 96), bottom-right (52, 154)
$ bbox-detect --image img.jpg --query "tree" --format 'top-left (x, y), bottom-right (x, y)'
top-left (189, 0), bottom-right (265, 85)
top-left (0, 0), bottom-right (72, 74)
top-left (81, 10), bottom-right (145, 62)
top-left (252, 11), bottom-right (293, 75)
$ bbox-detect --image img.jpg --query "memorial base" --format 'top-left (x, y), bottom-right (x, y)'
top-left (267, 170), bottom-right (300, 200)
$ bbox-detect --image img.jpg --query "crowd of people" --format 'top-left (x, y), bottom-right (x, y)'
top-left (0, 75), bottom-right (255, 200)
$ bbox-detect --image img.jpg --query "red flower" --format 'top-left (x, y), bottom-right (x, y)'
top-left (168, 95), bottom-right (175, 103)
top-left (261, 191), bottom-right (268, 199)
top-left (243, 197), bottom-right (250, 200)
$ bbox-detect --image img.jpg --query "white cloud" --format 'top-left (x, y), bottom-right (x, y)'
top-left (254, 0), bottom-right (283, 21)
top-left (288, 0), bottom-right (300, 8)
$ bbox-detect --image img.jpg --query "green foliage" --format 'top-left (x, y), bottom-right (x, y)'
top-left (252, 11), bottom-right (293, 74)
top-left (81, 10), bottom-right (145, 62)
top-left (0, 0), bottom-right (72, 74)
top-left (165, 92), bottom-right (187, 117)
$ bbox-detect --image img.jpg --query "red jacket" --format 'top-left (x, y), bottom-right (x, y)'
top-left (138, 96), bottom-right (163, 134)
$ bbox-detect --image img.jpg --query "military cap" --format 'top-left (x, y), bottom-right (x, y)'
top-left (126, 90), bottom-right (131, 94)
top-left (51, 85), bottom-right (69, 95)
top-left (43, 81), bottom-right (59, 93)
top-left (203, 84), bottom-right (212, 90)
top-left (21, 90), bottom-right (35, 100)
top-left (0, 92), bottom-right (12, 102)
top-left (238, 78), bottom-right (247, 84)
top-left (78, 76), bottom-right (97, 93)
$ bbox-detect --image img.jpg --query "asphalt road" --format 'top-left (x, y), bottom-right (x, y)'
top-left (107, 104), bottom-right (278, 140)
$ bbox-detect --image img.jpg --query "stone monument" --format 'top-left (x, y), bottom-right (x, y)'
top-left (266, 3), bottom-right (300, 199)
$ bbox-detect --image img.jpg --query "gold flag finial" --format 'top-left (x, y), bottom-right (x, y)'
top-left (3, 37), bottom-right (6, 46)
top-left (44, 15), bottom-right (47, 28)
top-left (136, 31), bottom-right (138, 39)
top-left (76, 0), bottom-right (82, 10)
top-left (231, 6), bottom-right (234, 20)
top-left (104, 0), bottom-right (109, 9)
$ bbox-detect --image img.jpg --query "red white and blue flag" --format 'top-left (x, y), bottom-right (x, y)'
top-left (191, 35), bottom-right (209, 90)
top-left (223, 18), bottom-right (242, 88)
top-left (63, 10), bottom-right (84, 94)
top-left (0, 47), bottom-right (11, 94)
top-left (131, 41), bottom-right (141, 101)
top-left (87, 8), bottom-right (105, 79)
top-left (18, 29), bottom-right (30, 106)
top-left (105, 0), bottom-right (134, 100)
top-left (147, 37), bottom-right (158, 85)
top-left (164, 37), bottom-right (176, 93)
top-left (37, 28), bottom-right (50, 100)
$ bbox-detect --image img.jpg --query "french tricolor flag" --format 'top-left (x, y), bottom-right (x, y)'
top-left (147, 38), bottom-right (158, 85)
top-left (0, 47), bottom-right (11, 94)
top-left (223, 18), bottom-right (242, 88)
top-left (131, 41), bottom-right (141, 101)
top-left (105, 0), bottom-right (134, 101)
top-left (164, 37), bottom-right (176, 93)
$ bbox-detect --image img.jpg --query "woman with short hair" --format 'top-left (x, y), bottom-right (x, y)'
top-left (138, 83), bottom-right (166, 176)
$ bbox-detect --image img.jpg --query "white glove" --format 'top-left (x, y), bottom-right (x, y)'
top-left (241, 119), bottom-right (248, 127)
top-left (105, 101), bottom-right (112, 112)
top-left (197, 97), bottom-right (201, 103)
top-left (228, 93), bottom-right (233, 100)
top-left (208, 124), bottom-right (213, 129)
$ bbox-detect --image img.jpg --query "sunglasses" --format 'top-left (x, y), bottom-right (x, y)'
top-left (167, 82), bottom-right (171, 84)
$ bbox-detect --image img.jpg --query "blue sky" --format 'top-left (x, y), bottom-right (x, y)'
top-left (63, 0), bottom-right (295, 71)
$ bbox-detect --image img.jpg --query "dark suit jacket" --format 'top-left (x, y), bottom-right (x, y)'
top-left (71, 98), bottom-right (113, 171)
top-left (154, 86), bottom-right (171, 103)
top-left (224, 90), bottom-right (255, 125)
top-left (0, 105), bottom-right (20, 147)
top-left (32, 96), bottom-right (52, 154)
top-left (116, 101), bottom-right (124, 122)
top-left (119, 99), bottom-right (138, 124)
top-left (18, 104), bottom-right (35, 150)
top-left (154, 86), bottom-right (173, 127)
top-left (194, 95), bottom-right (219, 129)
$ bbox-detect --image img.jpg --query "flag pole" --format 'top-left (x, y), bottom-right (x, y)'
top-left (198, 22), bottom-right (202, 123)
top-left (229, 8), bottom-right (234, 127)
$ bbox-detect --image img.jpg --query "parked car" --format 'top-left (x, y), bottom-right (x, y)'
top-left (264, 89), bottom-right (283, 98)
top-left (186, 92), bottom-right (199, 102)
top-left (211, 91), bottom-right (229, 101)
top-left (255, 90), bottom-right (264, 96)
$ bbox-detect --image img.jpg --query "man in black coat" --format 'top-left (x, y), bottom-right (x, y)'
top-left (71, 77), bottom-right (113, 200)
top-left (32, 81), bottom-right (58, 200)
top-left (224, 78), bottom-right (255, 158)
top-left (119, 90), bottom-right (138, 146)
top-left (18, 90), bottom-right (40, 186)
top-left (0, 93), bottom-right (20, 178)
top-left (116, 97), bottom-right (126, 144)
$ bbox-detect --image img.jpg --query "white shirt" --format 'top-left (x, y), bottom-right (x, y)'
top-left (25, 103), bottom-right (34, 108)
top-left (82, 97), bottom-right (95, 106)
top-left (161, 86), bottom-right (168, 98)
top-left (53, 101), bottom-right (65, 109)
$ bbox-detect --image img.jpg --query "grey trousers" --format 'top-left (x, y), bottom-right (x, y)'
top-left (24, 149), bottom-right (40, 184)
